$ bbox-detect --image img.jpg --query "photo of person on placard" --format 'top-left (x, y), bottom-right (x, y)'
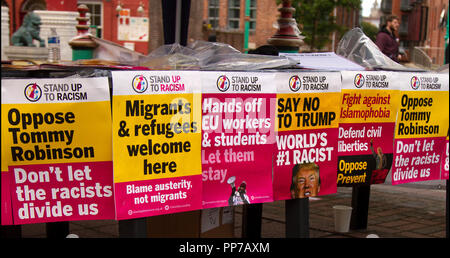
top-left (369, 139), bottom-right (390, 184)
top-left (290, 162), bottom-right (321, 199)
top-left (227, 176), bottom-right (250, 206)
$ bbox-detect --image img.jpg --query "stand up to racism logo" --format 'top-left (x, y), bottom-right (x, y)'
top-left (216, 75), bottom-right (230, 92)
top-left (410, 76), bottom-right (420, 90)
top-left (354, 73), bottom-right (365, 88)
top-left (132, 75), bottom-right (148, 93)
top-left (24, 83), bottom-right (42, 102)
top-left (289, 75), bottom-right (301, 92)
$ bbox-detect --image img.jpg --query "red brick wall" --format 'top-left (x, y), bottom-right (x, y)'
top-left (387, 0), bottom-right (447, 65)
top-left (425, 0), bottom-right (447, 64)
top-left (203, 0), bottom-right (278, 50)
top-left (332, 6), bottom-right (360, 51)
top-left (250, 0), bottom-right (278, 48)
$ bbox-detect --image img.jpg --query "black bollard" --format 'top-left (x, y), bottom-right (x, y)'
top-left (46, 222), bottom-right (70, 238)
top-left (119, 217), bottom-right (147, 238)
top-left (161, 0), bottom-right (191, 46)
top-left (241, 203), bottom-right (263, 238)
top-left (285, 198), bottom-right (309, 238)
top-left (446, 179), bottom-right (449, 238)
top-left (0, 225), bottom-right (22, 238)
top-left (350, 184), bottom-right (371, 230)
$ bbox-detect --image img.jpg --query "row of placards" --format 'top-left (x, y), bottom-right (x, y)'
top-left (1, 70), bottom-right (448, 225)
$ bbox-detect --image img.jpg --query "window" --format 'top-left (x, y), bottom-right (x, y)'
top-left (249, 0), bottom-right (256, 31)
top-left (399, 14), bottom-right (409, 36)
top-left (21, 0), bottom-right (46, 12)
top-left (78, 1), bottom-right (102, 37)
top-left (228, 0), bottom-right (240, 30)
top-left (208, 0), bottom-right (220, 29)
top-left (380, 0), bottom-right (392, 14)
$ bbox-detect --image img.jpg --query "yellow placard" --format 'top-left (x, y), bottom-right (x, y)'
top-left (339, 89), bottom-right (399, 124)
top-left (112, 94), bottom-right (202, 183)
top-left (395, 91), bottom-right (449, 139)
top-left (276, 92), bottom-right (340, 132)
top-left (1, 102), bottom-right (112, 168)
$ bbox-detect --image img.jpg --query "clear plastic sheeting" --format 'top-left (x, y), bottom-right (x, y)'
top-left (138, 41), bottom-right (296, 70)
top-left (89, 36), bottom-right (145, 65)
top-left (435, 64), bottom-right (449, 73)
top-left (188, 40), bottom-right (241, 56)
top-left (274, 20), bottom-right (305, 40)
top-left (139, 43), bottom-right (200, 70)
top-left (336, 28), bottom-right (411, 71)
top-left (199, 52), bottom-right (295, 70)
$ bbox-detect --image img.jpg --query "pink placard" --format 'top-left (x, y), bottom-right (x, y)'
top-left (273, 127), bottom-right (338, 200)
top-left (392, 137), bottom-right (445, 185)
top-left (337, 122), bottom-right (396, 186)
top-left (9, 161), bottom-right (114, 224)
top-left (442, 135), bottom-right (449, 180)
top-left (114, 175), bottom-right (202, 220)
top-left (1, 171), bottom-right (13, 225)
top-left (201, 93), bottom-right (275, 208)
top-left (338, 122), bottom-right (396, 157)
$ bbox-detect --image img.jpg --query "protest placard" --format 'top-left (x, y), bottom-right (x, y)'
top-left (201, 72), bottom-right (275, 208)
top-left (442, 131), bottom-right (449, 180)
top-left (273, 72), bottom-right (340, 200)
top-left (392, 73), bottom-right (449, 184)
top-left (112, 71), bottom-right (202, 219)
top-left (337, 71), bottom-right (399, 186)
top-left (1, 77), bottom-right (114, 224)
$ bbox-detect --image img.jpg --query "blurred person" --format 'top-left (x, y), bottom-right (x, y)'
top-left (290, 162), bottom-right (320, 199)
top-left (370, 139), bottom-right (387, 171)
top-left (228, 179), bottom-right (250, 206)
top-left (369, 139), bottom-right (390, 184)
top-left (375, 15), bottom-right (402, 62)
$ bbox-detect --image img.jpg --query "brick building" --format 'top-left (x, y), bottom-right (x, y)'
top-left (380, 0), bottom-right (448, 65)
top-left (3, 0), bottom-right (367, 57)
top-left (202, 0), bottom-right (279, 51)
top-left (425, 0), bottom-right (448, 64)
top-left (202, 0), bottom-right (361, 52)
top-left (330, 5), bottom-right (361, 52)
top-left (2, 0), bottom-right (155, 55)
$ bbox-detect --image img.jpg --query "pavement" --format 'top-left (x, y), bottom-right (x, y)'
top-left (237, 183), bottom-right (447, 238)
top-left (17, 178), bottom-right (447, 238)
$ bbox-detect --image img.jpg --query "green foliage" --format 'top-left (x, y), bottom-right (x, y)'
top-left (360, 21), bottom-right (379, 42)
top-left (289, 0), bottom-right (361, 51)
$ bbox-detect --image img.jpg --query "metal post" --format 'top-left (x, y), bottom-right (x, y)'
top-left (350, 184), bottom-right (371, 230)
top-left (119, 218), bottom-right (147, 238)
top-left (46, 222), bottom-right (70, 238)
top-left (241, 203), bottom-right (262, 238)
top-left (244, 0), bottom-right (251, 53)
top-left (161, 0), bottom-right (191, 46)
top-left (174, 0), bottom-right (181, 44)
top-left (446, 179), bottom-right (449, 238)
top-left (285, 198), bottom-right (309, 238)
top-left (267, 0), bottom-right (307, 239)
